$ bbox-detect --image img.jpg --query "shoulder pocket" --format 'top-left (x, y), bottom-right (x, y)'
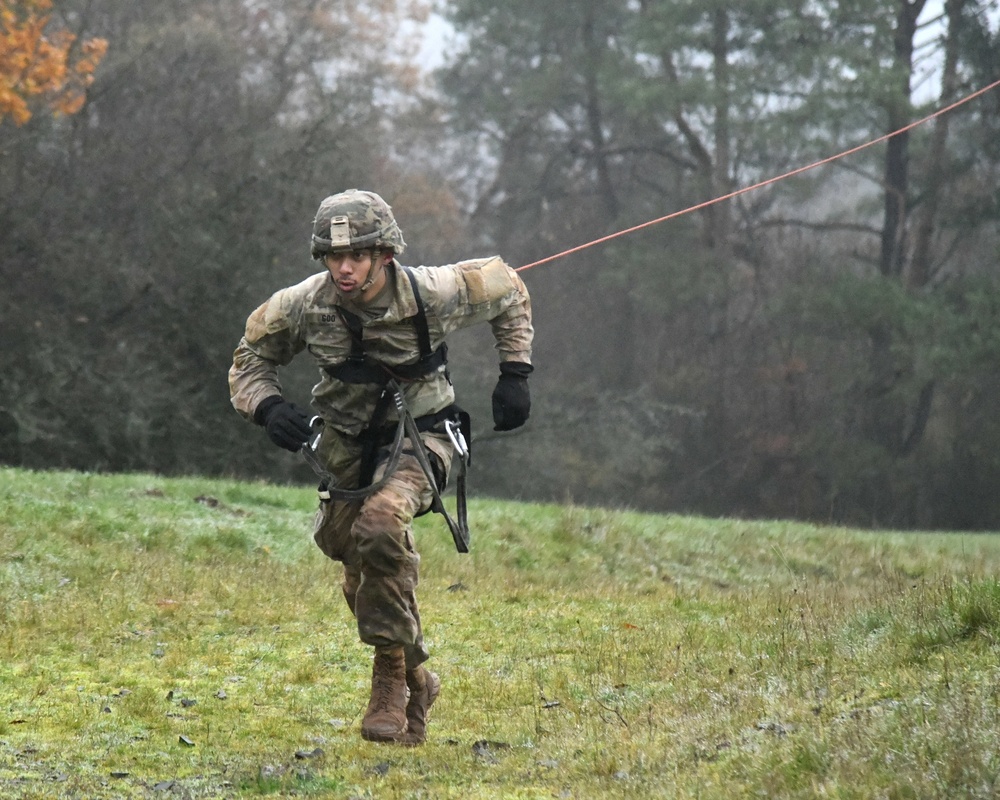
top-left (458, 257), bottom-right (514, 305)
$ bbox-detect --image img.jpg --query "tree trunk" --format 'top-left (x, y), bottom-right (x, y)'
top-left (866, 0), bottom-right (930, 467)
top-left (879, 0), bottom-right (925, 280)
top-left (710, 7), bottom-right (733, 252)
top-left (908, 0), bottom-right (964, 290)
top-left (582, 4), bottom-right (619, 219)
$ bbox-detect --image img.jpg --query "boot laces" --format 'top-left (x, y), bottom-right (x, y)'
top-left (371, 653), bottom-right (399, 711)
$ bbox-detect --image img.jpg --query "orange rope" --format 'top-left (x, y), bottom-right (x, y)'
top-left (516, 77), bottom-right (1000, 273)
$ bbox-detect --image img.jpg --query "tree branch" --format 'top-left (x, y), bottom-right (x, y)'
top-left (755, 218), bottom-right (882, 236)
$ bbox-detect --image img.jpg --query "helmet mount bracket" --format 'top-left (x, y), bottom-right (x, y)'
top-left (328, 215), bottom-right (351, 249)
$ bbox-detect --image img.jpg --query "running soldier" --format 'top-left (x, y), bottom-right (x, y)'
top-left (229, 189), bottom-right (533, 744)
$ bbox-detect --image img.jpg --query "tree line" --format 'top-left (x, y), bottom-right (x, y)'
top-left (3, 0), bottom-right (1000, 530)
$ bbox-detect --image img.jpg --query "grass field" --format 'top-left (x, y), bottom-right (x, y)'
top-left (3, 466), bottom-right (1000, 798)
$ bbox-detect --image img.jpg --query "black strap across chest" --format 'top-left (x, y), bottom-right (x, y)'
top-left (323, 266), bottom-right (447, 386)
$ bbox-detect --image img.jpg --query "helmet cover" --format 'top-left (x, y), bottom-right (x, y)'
top-left (311, 189), bottom-right (407, 259)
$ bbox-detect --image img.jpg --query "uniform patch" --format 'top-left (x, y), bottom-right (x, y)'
top-left (459, 258), bottom-right (513, 305)
top-left (244, 301), bottom-right (271, 343)
top-left (244, 297), bottom-right (292, 343)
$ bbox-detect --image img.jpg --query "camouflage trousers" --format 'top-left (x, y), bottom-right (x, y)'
top-left (312, 431), bottom-right (453, 670)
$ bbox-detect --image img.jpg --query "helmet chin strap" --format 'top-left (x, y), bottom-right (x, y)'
top-left (354, 250), bottom-right (384, 297)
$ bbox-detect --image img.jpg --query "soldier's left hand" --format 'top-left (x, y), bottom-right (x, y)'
top-left (492, 362), bottom-right (532, 431)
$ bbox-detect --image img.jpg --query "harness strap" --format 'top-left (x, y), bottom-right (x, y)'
top-left (300, 410), bottom-right (407, 504)
top-left (323, 345), bottom-right (447, 385)
top-left (399, 394), bottom-right (470, 553)
top-left (305, 271), bottom-right (470, 551)
top-left (335, 305), bottom-right (366, 362)
top-left (402, 267), bottom-right (433, 360)
top-left (324, 267), bottom-right (447, 385)
top-left (301, 380), bottom-right (471, 553)
top-left (357, 386), bottom-right (396, 487)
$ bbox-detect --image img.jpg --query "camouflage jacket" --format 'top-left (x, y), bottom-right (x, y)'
top-left (229, 257), bottom-right (533, 439)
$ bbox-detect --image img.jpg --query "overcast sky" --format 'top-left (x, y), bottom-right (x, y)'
top-left (415, 2), bottom-right (999, 95)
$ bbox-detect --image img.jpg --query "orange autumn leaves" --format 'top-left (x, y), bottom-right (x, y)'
top-left (1, 0), bottom-right (107, 125)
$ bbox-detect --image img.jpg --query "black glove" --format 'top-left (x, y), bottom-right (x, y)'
top-left (492, 362), bottom-right (533, 431)
top-left (254, 396), bottom-right (313, 452)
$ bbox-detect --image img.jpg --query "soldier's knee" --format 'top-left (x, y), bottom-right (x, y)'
top-left (355, 495), bottom-right (408, 540)
top-left (353, 494), bottom-right (416, 576)
top-left (312, 501), bottom-right (358, 563)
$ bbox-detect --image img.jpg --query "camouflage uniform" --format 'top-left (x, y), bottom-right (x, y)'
top-left (229, 256), bottom-right (533, 669)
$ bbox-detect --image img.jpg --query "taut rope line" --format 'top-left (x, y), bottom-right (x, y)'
top-left (516, 77), bottom-right (1000, 273)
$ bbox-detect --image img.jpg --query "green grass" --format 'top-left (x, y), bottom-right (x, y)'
top-left (4, 466), bottom-right (1000, 798)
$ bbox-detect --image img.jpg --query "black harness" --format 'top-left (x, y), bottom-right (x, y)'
top-left (306, 267), bottom-right (471, 552)
top-left (323, 267), bottom-right (448, 387)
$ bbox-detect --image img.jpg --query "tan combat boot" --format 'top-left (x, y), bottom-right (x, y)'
top-left (402, 666), bottom-right (441, 746)
top-left (360, 646), bottom-right (409, 742)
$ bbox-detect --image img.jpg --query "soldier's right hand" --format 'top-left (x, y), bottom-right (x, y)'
top-left (254, 396), bottom-right (313, 452)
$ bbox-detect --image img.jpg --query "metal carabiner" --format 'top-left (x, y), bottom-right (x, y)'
top-left (302, 416), bottom-right (337, 500)
top-left (443, 418), bottom-right (470, 465)
top-left (307, 416), bottom-right (324, 452)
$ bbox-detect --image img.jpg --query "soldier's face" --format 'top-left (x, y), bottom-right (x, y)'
top-left (323, 249), bottom-right (391, 299)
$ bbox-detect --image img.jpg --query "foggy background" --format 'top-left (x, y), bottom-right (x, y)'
top-left (3, 0), bottom-right (1000, 530)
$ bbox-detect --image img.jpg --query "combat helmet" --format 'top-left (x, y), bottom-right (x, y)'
top-left (311, 189), bottom-right (407, 259)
